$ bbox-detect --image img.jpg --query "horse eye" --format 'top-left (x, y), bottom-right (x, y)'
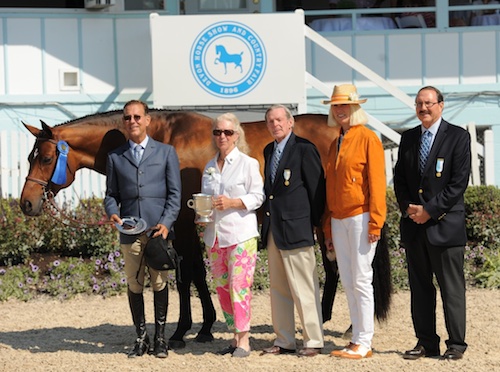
top-left (42, 156), bottom-right (52, 165)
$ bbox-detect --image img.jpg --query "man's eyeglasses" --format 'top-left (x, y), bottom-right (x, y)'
top-left (123, 115), bottom-right (143, 122)
top-left (213, 129), bottom-right (235, 137)
top-left (414, 102), bottom-right (440, 108)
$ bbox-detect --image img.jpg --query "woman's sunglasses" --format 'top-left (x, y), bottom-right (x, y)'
top-left (213, 129), bottom-right (235, 137)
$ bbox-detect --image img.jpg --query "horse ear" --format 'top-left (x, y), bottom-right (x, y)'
top-left (40, 120), bottom-right (53, 138)
top-left (22, 121), bottom-right (42, 138)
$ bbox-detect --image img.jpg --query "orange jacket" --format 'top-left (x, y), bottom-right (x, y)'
top-left (323, 124), bottom-right (386, 239)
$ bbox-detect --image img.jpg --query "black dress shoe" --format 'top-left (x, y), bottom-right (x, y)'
top-left (128, 335), bottom-right (150, 358)
top-left (403, 345), bottom-right (439, 360)
top-left (260, 345), bottom-right (296, 355)
top-left (441, 348), bottom-right (463, 361)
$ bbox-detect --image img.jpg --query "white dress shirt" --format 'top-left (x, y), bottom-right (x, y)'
top-left (201, 146), bottom-right (265, 248)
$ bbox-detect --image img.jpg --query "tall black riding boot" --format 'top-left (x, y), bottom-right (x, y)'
top-left (127, 289), bottom-right (150, 358)
top-left (153, 285), bottom-right (169, 358)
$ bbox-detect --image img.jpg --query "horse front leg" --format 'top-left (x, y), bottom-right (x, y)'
top-left (192, 247), bottom-right (216, 342)
top-left (168, 256), bottom-right (193, 350)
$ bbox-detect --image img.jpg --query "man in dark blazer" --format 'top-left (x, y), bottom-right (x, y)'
top-left (260, 104), bottom-right (325, 357)
top-left (394, 86), bottom-right (470, 361)
top-left (104, 100), bottom-right (181, 358)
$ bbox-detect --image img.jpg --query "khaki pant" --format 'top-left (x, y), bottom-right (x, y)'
top-left (267, 231), bottom-right (324, 349)
top-left (121, 234), bottom-right (169, 293)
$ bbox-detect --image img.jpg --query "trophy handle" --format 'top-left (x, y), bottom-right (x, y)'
top-left (187, 199), bottom-right (195, 209)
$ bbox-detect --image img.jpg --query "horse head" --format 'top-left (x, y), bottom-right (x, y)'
top-left (215, 45), bottom-right (224, 56)
top-left (20, 120), bottom-right (79, 216)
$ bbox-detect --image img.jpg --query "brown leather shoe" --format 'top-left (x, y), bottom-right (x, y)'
top-left (297, 347), bottom-right (321, 357)
top-left (260, 345), bottom-right (296, 355)
top-left (403, 345), bottom-right (439, 360)
top-left (440, 348), bottom-right (463, 361)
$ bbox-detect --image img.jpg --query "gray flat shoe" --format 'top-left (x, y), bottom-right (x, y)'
top-left (232, 347), bottom-right (251, 358)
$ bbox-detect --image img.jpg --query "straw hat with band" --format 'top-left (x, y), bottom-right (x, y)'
top-left (322, 84), bottom-right (367, 105)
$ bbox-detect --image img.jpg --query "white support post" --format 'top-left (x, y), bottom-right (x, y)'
top-left (468, 122), bottom-right (480, 186)
top-left (483, 129), bottom-right (495, 185)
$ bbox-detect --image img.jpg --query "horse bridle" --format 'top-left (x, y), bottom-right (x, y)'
top-left (25, 137), bottom-right (75, 191)
top-left (24, 137), bottom-right (88, 226)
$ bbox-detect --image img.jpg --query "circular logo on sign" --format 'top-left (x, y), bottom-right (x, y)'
top-left (190, 21), bottom-right (267, 98)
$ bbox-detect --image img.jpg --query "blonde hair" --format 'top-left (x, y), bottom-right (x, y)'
top-left (212, 113), bottom-right (250, 154)
top-left (327, 104), bottom-right (368, 128)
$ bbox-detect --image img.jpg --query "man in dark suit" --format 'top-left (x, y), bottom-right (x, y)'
top-left (394, 86), bottom-right (470, 361)
top-left (260, 104), bottom-right (325, 357)
top-left (104, 100), bottom-right (181, 358)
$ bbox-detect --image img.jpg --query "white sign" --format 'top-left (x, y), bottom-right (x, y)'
top-left (150, 12), bottom-right (306, 108)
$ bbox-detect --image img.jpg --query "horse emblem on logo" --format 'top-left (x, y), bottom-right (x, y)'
top-left (190, 21), bottom-right (267, 98)
top-left (215, 45), bottom-right (243, 74)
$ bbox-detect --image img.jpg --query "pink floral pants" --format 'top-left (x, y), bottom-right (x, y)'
top-left (207, 237), bottom-right (257, 333)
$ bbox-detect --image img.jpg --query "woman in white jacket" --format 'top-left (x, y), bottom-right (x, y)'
top-left (200, 112), bottom-right (264, 358)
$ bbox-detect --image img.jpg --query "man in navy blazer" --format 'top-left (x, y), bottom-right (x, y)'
top-left (105, 100), bottom-right (181, 358)
top-left (260, 105), bottom-right (325, 357)
top-left (394, 86), bottom-right (470, 361)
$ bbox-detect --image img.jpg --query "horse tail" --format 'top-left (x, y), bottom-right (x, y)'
top-left (372, 224), bottom-right (393, 322)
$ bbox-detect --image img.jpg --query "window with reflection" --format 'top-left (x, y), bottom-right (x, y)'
top-left (125, 0), bottom-right (164, 11)
top-left (199, 0), bottom-right (246, 10)
top-left (184, 0), bottom-right (259, 14)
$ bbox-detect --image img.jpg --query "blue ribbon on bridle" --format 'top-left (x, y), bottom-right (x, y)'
top-left (51, 140), bottom-right (70, 185)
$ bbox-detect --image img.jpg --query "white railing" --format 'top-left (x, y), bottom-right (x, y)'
top-left (303, 17), bottom-right (494, 187)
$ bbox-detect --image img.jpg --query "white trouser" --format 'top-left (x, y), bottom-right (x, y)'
top-left (331, 212), bottom-right (377, 348)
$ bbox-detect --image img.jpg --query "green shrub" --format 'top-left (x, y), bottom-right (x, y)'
top-left (36, 198), bottom-right (119, 258)
top-left (473, 251), bottom-right (500, 288)
top-left (0, 198), bottom-right (41, 266)
top-left (464, 186), bottom-right (500, 251)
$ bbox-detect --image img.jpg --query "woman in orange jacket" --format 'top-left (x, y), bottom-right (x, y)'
top-left (322, 84), bottom-right (386, 359)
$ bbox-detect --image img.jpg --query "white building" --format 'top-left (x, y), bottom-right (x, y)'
top-left (0, 1), bottom-right (499, 200)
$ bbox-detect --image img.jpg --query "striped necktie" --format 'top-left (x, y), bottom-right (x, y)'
top-left (134, 145), bottom-right (143, 163)
top-left (419, 130), bottom-right (432, 174)
top-left (271, 147), bottom-right (281, 183)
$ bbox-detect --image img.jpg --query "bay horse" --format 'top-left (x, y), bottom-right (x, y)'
top-left (19, 109), bottom-right (391, 347)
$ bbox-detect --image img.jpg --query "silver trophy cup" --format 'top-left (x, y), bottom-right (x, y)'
top-left (187, 193), bottom-right (214, 223)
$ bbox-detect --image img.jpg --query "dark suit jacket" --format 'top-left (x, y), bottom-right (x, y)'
top-left (261, 133), bottom-right (326, 250)
top-left (394, 119), bottom-right (471, 247)
top-left (104, 138), bottom-right (182, 244)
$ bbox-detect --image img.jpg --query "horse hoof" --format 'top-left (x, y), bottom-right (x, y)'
top-left (168, 339), bottom-right (186, 350)
top-left (195, 333), bottom-right (214, 343)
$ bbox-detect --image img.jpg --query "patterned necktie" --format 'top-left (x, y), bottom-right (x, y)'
top-left (419, 130), bottom-right (432, 174)
top-left (271, 147), bottom-right (281, 183)
top-left (134, 145), bottom-right (143, 163)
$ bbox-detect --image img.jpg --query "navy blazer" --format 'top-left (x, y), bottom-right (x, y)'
top-left (261, 133), bottom-right (326, 250)
top-left (104, 138), bottom-right (182, 244)
top-left (394, 119), bottom-right (471, 247)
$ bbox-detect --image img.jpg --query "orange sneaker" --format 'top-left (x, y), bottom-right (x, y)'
top-left (331, 343), bottom-right (373, 359)
top-left (330, 342), bottom-right (356, 357)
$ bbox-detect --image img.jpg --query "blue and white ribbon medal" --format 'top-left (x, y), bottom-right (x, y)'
top-left (51, 140), bottom-right (69, 185)
top-left (435, 158), bottom-right (444, 178)
top-left (283, 169), bottom-right (291, 186)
